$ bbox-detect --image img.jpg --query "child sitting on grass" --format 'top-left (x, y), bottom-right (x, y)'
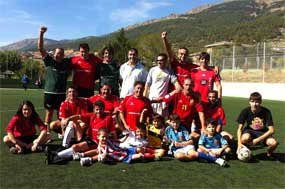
top-left (119, 122), bottom-right (165, 163)
top-left (198, 118), bottom-right (231, 166)
top-left (146, 114), bottom-right (166, 149)
top-left (3, 100), bottom-right (50, 154)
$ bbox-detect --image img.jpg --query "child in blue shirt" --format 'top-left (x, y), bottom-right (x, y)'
top-left (198, 118), bottom-right (231, 166)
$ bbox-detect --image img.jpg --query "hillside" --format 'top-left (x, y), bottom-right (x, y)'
top-left (0, 0), bottom-right (284, 52)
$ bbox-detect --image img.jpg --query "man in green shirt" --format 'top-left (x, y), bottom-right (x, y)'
top-left (38, 26), bottom-right (70, 133)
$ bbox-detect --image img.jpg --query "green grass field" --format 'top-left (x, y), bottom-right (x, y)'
top-left (0, 89), bottom-right (284, 189)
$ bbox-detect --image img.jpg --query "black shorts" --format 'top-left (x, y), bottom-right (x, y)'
top-left (44, 93), bottom-right (66, 110)
top-left (16, 135), bottom-right (37, 144)
top-left (243, 129), bottom-right (270, 145)
top-left (77, 87), bottom-right (94, 98)
top-left (84, 137), bottom-right (97, 146)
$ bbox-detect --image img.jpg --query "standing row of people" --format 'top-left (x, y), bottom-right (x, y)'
top-left (2, 26), bottom-right (278, 166)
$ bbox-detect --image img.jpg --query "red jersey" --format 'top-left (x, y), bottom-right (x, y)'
top-left (71, 55), bottom-right (102, 89)
top-left (162, 92), bottom-right (203, 128)
top-left (89, 94), bottom-right (120, 115)
top-left (119, 95), bottom-right (153, 131)
top-left (6, 115), bottom-right (46, 138)
top-left (203, 103), bottom-right (226, 126)
top-left (170, 59), bottom-right (198, 86)
top-left (59, 98), bottom-right (90, 119)
top-left (82, 113), bottom-right (115, 141)
top-left (191, 68), bottom-right (221, 103)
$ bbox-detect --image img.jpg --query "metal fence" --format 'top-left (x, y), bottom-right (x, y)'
top-left (208, 41), bottom-right (285, 83)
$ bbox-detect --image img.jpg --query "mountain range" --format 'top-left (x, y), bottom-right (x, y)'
top-left (0, 0), bottom-right (284, 52)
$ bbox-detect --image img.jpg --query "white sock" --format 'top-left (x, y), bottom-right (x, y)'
top-left (58, 148), bottom-right (74, 159)
top-left (62, 122), bottom-right (75, 148)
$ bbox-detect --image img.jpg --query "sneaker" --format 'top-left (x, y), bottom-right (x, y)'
top-left (58, 133), bottom-right (63, 139)
top-left (10, 146), bottom-right (18, 154)
top-left (46, 151), bottom-right (65, 165)
top-left (154, 155), bottom-right (161, 161)
top-left (73, 152), bottom-right (83, 161)
top-left (215, 158), bottom-right (226, 167)
top-left (80, 157), bottom-right (93, 166)
top-left (36, 145), bottom-right (44, 152)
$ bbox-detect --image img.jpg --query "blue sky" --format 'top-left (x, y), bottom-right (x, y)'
top-left (0, 0), bottom-right (223, 47)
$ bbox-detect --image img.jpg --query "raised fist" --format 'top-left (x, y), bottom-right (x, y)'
top-left (40, 26), bottom-right (47, 33)
top-left (161, 31), bottom-right (167, 39)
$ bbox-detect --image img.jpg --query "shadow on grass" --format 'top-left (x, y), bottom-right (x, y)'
top-left (254, 152), bottom-right (285, 163)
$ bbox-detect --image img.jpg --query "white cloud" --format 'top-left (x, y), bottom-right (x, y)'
top-left (110, 0), bottom-right (171, 23)
top-left (0, 41), bottom-right (12, 47)
top-left (0, 9), bottom-right (42, 26)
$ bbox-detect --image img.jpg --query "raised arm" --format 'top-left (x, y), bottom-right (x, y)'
top-left (38, 26), bottom-right (47, 57)
top-left (161, 31), bottom-right (175, 62)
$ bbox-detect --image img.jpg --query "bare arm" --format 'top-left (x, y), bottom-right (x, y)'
top-left (173, 81), bottom-right (182, 92)
top-left (253, 126), bottom-right (274, 145)
top-left (38, 26), bottom-right (47, 57)
top-left (237, 123), bottom-right (245, 149)
top-left (198, 111), bottom-right (206, 132)
top-left (215, 80), bottom-right (222, 100)
top-left (143, 84), bottom-right (150, 97)
top-left (119, 111), bottom-right (129, 131)
top-left (161, 31), bottom-right (175, 62)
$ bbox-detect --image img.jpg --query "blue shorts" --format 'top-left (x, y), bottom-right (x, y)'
top-left (122, 147), bottom-right (136, 164)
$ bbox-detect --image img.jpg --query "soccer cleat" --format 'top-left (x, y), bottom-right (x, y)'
top-left (46, 151), bottom-right (65, 165)
top-left (73, 152), bottom-right (83, 161)
top-left (9, 146), bottom-right (18, 154)
top-left (215, 158), bottom-right (227, 167)
top-left (80, 157), bottom-right (93, 166)
top-left (58, 133), bottom-right (63, 139)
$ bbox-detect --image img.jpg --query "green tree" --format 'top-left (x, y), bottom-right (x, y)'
top-left (111, 28), bottom-right (131, 64)
top-left (0, 51), bottom-right (23, 72)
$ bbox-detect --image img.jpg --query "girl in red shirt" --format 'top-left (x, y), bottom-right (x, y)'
top-left (3, 100), bottom-right (49, 154)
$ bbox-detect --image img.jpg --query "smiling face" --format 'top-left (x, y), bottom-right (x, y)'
top-left (67, 88), bottom-right (78, 101)
top-left (54, 48), bottom-right (64, 62)
top-left (208, 91), bottom-right (218, 104)
top-left (80, 47), bottom-right (89, 60)
top-left (22, 104), bottom-right (32, 118)
top-left (100, 84), bottom-right (112, 98)
top-left (133, 83), bottom-right (144, 97)
top-left (169, 119), bottom-right (180, 131)
top-left (183, 78), bottom-right (193, 95)
top-left (128, 49), bottom-right (138, 63)
top-left (103, 49), bottom-right (112, 62)
top-left (177, 48), bottom-right (188, 62)
top-left (249, 99), bottom-right (261, 112)
top-left (135, 128), bottom-right (146, 139)
top-left (97, 130), bottom-right (108, 145)
top-left (93, 105), bottom-right (104, 118)
top-left (206, 123), bottom-right (216, 136)
top-left (156, 55), bottom-right (166, 69)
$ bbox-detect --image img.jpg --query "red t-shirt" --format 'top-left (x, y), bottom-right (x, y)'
top-left (89, 94), bottom-right (120, 115)
top-left (203, 103), bottom-right (226, 126)
top-left (71, 55), bottom-right (102, 89)
top-left (82, 113), bottom-right (115, 142)
top-left (6, 115), bottom-right (47, 138)
top-left (119, 95), bottom-right (153, 131)
top-left (163, 92), bottom-right (203, 128)
top-left (191, 68), bottom-right (221, 103)
top-left (170, 59), bottom-right (198, 86)
top-left (59, 98), bottom-right (90, 119)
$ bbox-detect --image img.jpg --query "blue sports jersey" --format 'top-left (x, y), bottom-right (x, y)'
top-left (165, 124), bottom-right (191, 152)
top-left (198, 133), bottom-right (228, 149)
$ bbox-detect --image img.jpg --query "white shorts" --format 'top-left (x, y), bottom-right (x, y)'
top-left (174, 145), bottom-right (195, 155)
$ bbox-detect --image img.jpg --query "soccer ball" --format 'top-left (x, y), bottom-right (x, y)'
top-left (237, 146), bottom-right (252, 162)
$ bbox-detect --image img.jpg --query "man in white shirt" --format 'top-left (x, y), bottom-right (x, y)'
top-left (120, 48), bottom-right (148, 99)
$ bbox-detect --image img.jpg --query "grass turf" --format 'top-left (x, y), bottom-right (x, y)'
top-left (0, 89), bottom-right (284, 189)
